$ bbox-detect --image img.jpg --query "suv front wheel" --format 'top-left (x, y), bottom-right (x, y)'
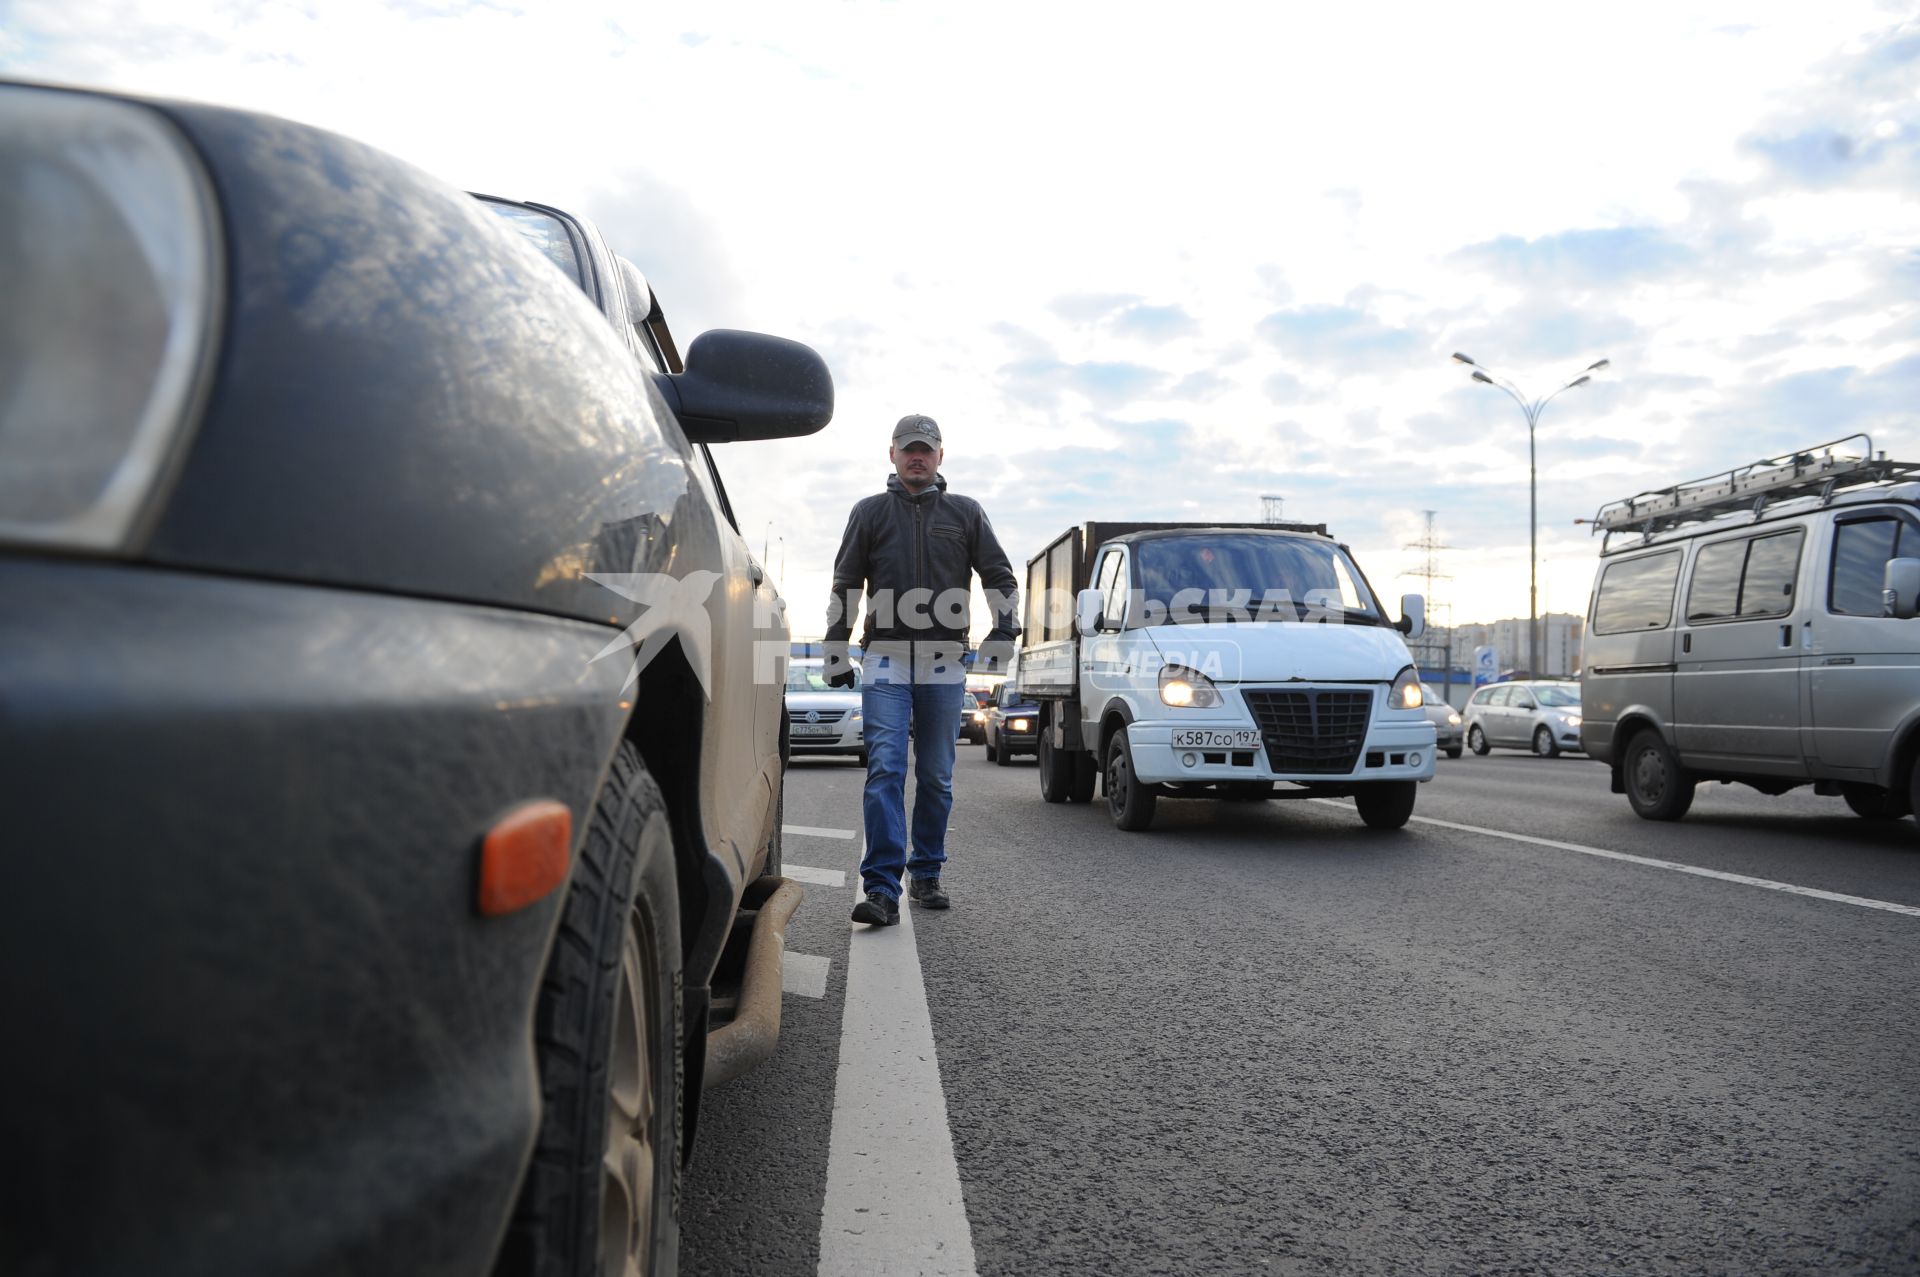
top-left (1623, 728), bottom-right (1695, 821)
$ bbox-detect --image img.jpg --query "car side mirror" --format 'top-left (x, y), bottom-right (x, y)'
top-left (1397, 593), bottom-right (1426, 638)
top-left (652, 329), bottom-right (834, 443)
top-left (1884, 558), bottom-right (1920, 619)
top-left (1076, 588), bottom-right (1104, 637)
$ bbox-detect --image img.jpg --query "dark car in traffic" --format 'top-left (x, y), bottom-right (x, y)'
top-left (0, 80), bottom-right (830, 1277)
top-left (985, 682), bottom-right (1041, 763)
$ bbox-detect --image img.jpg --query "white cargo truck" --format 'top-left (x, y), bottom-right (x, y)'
top-left (1015, 522), bottom-right (1436, 830)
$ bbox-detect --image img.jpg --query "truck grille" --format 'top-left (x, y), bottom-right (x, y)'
top-left (1242, 689), bottom-right (1372, 774)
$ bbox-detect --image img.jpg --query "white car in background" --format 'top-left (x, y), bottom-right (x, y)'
top-left (1464, 680), bottom-right (1584, 758)
top-left (785, 658), bottom-right (865, 763)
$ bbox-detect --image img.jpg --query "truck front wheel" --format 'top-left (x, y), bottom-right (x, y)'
top-left (1038, 731), bottom-right (1070, 802)
top-left (498, 741), bottom-right (683, 1277)
top-left (1354, 781), bottom-right (1416, 830)
top-left (1105, 733), bottom-right (1157, 831)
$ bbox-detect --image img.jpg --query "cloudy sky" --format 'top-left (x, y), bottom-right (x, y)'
top-left (7, 1), bottom-right (1918, 647)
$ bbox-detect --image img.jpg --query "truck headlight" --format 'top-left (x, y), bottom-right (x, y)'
top-left (0, 86), bottom-right (222, 552)
top-left (1160, 664), bottom-right (1222, 708)
top-left (1388, 667), bottom-right (1424, 710)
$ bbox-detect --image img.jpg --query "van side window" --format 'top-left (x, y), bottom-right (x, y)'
top-left (1593, 550), bottom-right (1681, 634)
top-left (1831, 518), bottom-right (1904, 616)
top-left (1686, 529), bottom-right (1805, 624)
top-left (1739, 530), bottom-right (1802, 618)
top-left (1685, 540), bottom-right (1744, 623)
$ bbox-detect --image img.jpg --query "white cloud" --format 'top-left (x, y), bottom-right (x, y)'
top-left (6, 0), bottom-right (1918, 634)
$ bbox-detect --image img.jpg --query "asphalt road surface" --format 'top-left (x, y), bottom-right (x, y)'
top-left (682, 745), bottom-right (1920, 1276)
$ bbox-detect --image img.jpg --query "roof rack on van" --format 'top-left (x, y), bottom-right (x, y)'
top-left (1590, 433), bottom-right (1920, 549)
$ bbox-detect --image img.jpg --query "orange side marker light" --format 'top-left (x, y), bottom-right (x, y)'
top-left (477, 801), bottom-right (573, 916)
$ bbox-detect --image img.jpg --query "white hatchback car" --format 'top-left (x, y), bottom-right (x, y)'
top-left (1464, 680), bottom-right (1584, 758)
top-left (785, 658), bottom-right (865, 762)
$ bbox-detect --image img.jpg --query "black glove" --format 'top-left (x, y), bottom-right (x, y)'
top-left (823, 643), bottom-right (857, 688)
top-left (976, 636), bottom-right (1017, 673)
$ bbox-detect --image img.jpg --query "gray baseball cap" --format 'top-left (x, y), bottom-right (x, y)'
top-left (892, 414), bottom-right (942, 450)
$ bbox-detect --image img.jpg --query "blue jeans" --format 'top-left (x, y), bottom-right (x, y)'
top-left (859, 656), bottom-right (966, 900)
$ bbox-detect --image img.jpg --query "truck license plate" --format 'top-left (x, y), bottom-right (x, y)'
top-left (1172, 729), bottom-right (1261, 749)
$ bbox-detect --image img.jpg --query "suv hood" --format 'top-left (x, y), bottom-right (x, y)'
top-left (1145, 622), bottom-right (1414, 684)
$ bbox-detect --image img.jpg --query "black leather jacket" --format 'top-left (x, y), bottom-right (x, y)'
top-left (826, 473), bottom-right (1020, 648)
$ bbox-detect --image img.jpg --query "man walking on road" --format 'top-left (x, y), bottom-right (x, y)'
top-left (825, 414), bottom-right (1020, 927)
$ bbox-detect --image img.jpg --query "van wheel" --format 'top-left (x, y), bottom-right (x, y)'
top-left (1623, 728), bottom-right (1694, 821)
top-left (498, 741), bottom-right (682, 1277)
top-left (984, 735), bottom-right (998, 762)
top-left (1354, 781), bottom-right (1416, 829)
top-left (1468, 725), bottom-right (1490, 755)
top-left (1532, 726), bottom-right (1560, 758)
top-left (1844, 782), bottom-right (1911, 820)
top-left (1105, 733), bottom-right (1156, 831)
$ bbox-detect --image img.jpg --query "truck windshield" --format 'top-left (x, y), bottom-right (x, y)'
top-left (1129, 534), bottom-right (1381, 624)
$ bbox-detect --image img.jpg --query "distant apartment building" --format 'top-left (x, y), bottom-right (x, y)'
top-left (1415, 611), bottom-right (1585, 681)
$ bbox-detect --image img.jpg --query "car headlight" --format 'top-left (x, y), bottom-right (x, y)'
top-left (1160, 664), bottom-right (1222, 708)
top-left (0, 86), bottom-right (223, 551)
top-left (1563, 713), bottom-right (1582, 729)
top-left (1447, 711), bottom-right (1461, 726)
top-left (1388, 666), bottom-right (1424, 710)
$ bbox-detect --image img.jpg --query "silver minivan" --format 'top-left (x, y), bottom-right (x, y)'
top-left (1581, 435), bottom-right (1920, 825)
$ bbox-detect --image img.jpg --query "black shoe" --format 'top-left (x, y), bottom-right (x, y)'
top-left (851, 891), bottom-right (899, 926)
top-left (908, 877), bottom-right (950, 910)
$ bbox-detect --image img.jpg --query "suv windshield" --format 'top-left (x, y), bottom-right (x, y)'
top-left (1130, 534), bottom-right (1380, 623)
top-left (1533, 685), bottom-right (1580, 708)
top-left (480, 201), bottom-right (584, 288)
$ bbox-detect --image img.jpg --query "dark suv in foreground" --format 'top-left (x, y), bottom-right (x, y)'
top-left (1, 81), bottom-right (829, 1277)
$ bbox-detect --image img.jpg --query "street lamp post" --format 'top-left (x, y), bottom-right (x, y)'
top-left (1451, 352), bottom-right (1610, 679)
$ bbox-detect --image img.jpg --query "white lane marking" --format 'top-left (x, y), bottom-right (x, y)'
top-left (1312, 799), bottom-right (1920, 919)
top-left (786, 824), bottom-right (857, 840)
top-left (783, 952), bottom-right (831, 999)
top-left (818, 888), bottom-right (977, 1277)
top-left (786, 864), bottom-right (848, 887)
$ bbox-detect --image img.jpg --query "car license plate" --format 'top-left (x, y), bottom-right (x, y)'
top-left (1172, 728), bottom-right (1261, 748)
top-left (792, 724), bottom-right (838, 737)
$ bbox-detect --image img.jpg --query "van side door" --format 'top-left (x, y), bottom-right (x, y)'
top-left (1805, 510), bottom-right (1920, 778)
top-left (1673, 527), bottom-right (1807, 774)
